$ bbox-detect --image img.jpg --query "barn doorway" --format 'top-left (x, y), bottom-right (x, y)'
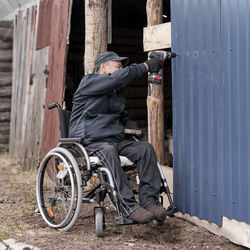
top-left (65, 0), bottom-right (173, 166)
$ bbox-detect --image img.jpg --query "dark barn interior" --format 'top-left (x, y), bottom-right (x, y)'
top-left (65, 0), bottom-right (172, 162)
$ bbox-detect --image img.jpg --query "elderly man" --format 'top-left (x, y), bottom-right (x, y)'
top-left (69, 51), bottom-right (165, 224)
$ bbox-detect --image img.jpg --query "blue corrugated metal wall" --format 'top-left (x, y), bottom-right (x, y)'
top-left (221, 0), bottom-right (250, 224)
top-left (171, 0), bottom-right (250, 226)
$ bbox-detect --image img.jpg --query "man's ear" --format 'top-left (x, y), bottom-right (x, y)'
top-left (98, 63), bottom-right (105, 74)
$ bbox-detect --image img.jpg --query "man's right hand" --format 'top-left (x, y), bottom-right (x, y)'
top-left (145, 57), bottom-right (164, 73)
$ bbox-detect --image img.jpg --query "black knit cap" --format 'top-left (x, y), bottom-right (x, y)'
top-left (94, 51), bottom-right (129, 69)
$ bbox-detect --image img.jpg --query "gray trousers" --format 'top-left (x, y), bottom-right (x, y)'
top-left (85, 140), bottom-right (161, 217)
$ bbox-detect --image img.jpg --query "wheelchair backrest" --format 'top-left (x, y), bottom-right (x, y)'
top-left (48, 102), bottom-right (71, 138)
top-left (58, 109), bottom-right (71, 138)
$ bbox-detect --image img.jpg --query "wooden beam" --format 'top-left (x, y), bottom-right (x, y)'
top-left (175, 214), bottom-right (250, 249)
top-left (146, 0), bottom-right (165, 165)
top-left (143, 22), bottom-right (171, 52)
top-left (84, 0), bottom-right (108, 74)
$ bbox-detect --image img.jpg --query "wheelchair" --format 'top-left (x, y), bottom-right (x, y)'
top-left (36, 102), bottom-right (176, 237)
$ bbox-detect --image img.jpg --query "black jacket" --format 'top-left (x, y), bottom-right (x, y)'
top-left (69, 63), bottom-right (148, 144)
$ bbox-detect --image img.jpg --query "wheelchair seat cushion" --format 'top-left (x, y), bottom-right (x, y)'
top-left (89, 156), bottom-right (134, 167)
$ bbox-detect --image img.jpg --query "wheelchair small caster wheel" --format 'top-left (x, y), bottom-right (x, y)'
top-left (95, 208), bottom-right (105, 237)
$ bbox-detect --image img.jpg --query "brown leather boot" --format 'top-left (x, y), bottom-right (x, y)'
top-left (128, 207), bottom-right (154, 224)
top-left (145, 204), bottom-right (166, 222)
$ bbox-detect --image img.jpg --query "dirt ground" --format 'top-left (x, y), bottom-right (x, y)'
top-left (0, 153), bottom-right (245, 250)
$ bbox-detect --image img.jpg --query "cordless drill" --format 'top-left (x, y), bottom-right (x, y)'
top-left (148, 51), bottom-right (176, 84)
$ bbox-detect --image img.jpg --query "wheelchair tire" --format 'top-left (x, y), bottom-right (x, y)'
top-left (36, 147), bottom-right (82, 230)
top-left (95, 208), bottom-right (105, 237)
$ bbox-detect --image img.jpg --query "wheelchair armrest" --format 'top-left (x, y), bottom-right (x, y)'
top-left (59, 138), bottom-right (82, 144)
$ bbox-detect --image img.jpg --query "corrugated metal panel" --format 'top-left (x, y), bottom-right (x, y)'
top-left (172, 0), bottom-right (250, 226)
top-left (171, 0), bottom-right (223, 225)
top-left (221, 0), bottom-right (250, 224)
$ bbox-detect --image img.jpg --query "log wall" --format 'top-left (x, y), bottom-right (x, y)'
top-left (0, 21), bottom-right (13, 152)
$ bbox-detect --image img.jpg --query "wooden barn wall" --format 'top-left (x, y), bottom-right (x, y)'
top-left (9, 6), bottom-right (37, 160)
top-left (0, 21), bottom-right (13, 152)
top-left (40, 0), bottom-right (71, 159)
top-left (23, 47), bottom-right (49, 169)
top-left (108, 28), bottom-right (172, 130)
top-left (36, 0), bottom-right (53, 50)
top-left (9, 0), bottom-right (70, 168)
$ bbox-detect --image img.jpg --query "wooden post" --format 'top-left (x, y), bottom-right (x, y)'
top-left (146, 0), bottom-right (165, 165)
top-left (84, 0), bottom-right (108, 74)
top-left (84, 0), bottom-right (108, 188)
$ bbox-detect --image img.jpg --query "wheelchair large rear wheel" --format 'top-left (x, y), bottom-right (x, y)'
top-left (36, 148), bottom-right (82, 230)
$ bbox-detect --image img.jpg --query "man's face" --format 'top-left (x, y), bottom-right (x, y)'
top-left (100, 60), bottom-right (123, 74)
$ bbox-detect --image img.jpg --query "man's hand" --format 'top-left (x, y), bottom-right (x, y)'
top-left (144, 57), bottom-right (164, 73)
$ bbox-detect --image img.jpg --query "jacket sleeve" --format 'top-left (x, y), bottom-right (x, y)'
top-left (77, 63), bottom-right (148, 96)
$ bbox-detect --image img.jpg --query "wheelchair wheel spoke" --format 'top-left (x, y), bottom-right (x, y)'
top-left (37, 153), bottom-right (76, 228)
top-left (36, 147), bottom-right (83, 231)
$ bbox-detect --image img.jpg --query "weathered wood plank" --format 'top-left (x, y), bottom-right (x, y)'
top-left (40, 0), bottom-right (71, 160)
top-left (36, 0), bottom-right (53, 49)
top-left (125, 129), bottom-right (142, 136)
top-left (23, 47), bottom-right (49, 170)
top-left (143, 22), bottom-right (171, 51)
top-left (9, 9), bottom-right (28, 158)
top-left (9, 6), bottom-right (37, 160)
top-left (19, 6), bottom-right (37, 161)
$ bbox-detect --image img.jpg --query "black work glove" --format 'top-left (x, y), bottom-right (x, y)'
top-left (145, 57), bottom-right (164, 73)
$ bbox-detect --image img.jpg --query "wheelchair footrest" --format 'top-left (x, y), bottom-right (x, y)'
top-left (166, 205), bottom-right (177, 217)
top-left (115, 216), bottom-right (138, 226)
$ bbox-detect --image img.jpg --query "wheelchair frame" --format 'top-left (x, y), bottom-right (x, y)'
top-left (36, 102), bottom-right (176, 237)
